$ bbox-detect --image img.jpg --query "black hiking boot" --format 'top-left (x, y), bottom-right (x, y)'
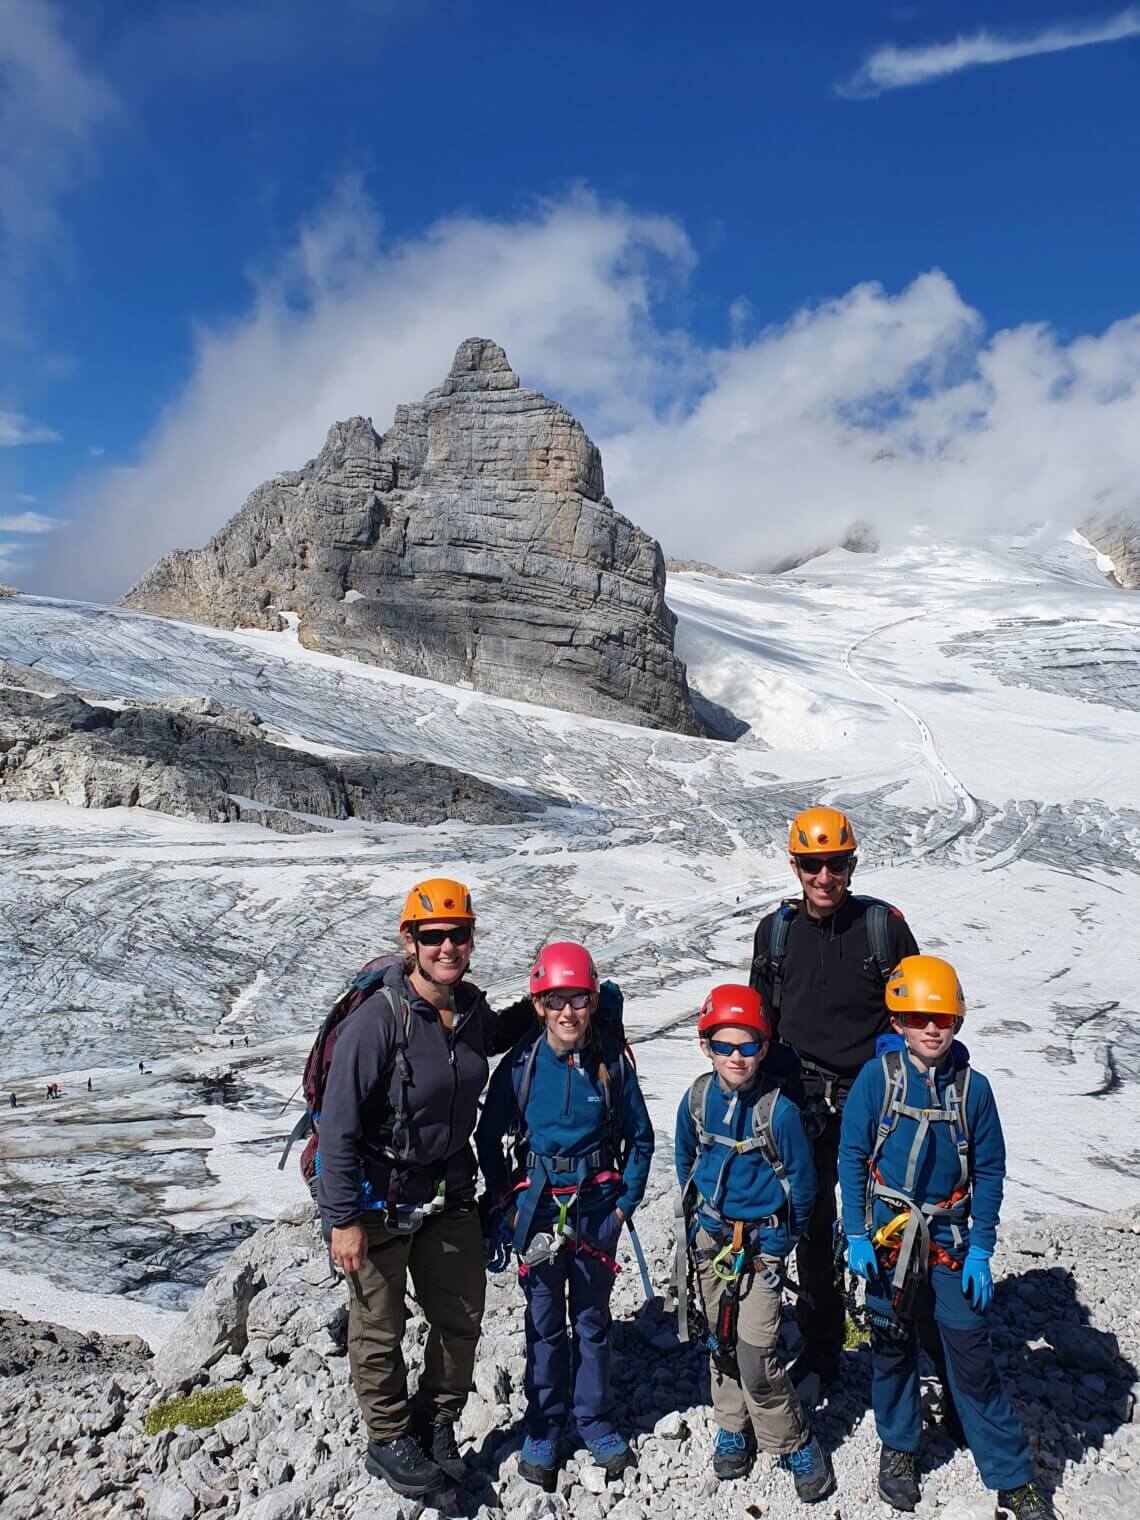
top-left (365, 1434), bottom-right (445, 1496)
top-left (995, 1483), bottom-right (1056, 1520)
top-left (878, 1444), bottom-right (920, 1512)
top-left (412, 1408), bottom-right (467, 1482)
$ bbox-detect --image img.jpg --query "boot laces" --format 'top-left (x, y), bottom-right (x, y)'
top-left (714, 1427), bottom-right (749, 1456)
top-left (1004, 1483), bottom-right (1051, 1519)
top-left (783, 1438), bottom-right (823, 1476)
top-left (883, 1447), bottom-right (917, 1478)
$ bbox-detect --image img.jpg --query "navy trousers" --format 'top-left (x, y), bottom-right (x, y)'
top-left (521, 1213), bottom-right (621, 1443)
top-left (868, 1264), bottom-right (1033, 1492)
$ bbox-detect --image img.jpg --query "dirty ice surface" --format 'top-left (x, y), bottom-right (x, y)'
top-left (0, 526), bottom-right (1138, 1346)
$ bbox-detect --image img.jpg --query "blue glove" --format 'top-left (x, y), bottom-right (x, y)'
top-left (962, 1248), bottom-right (993, 1312)
top-left (847, 1234), bottom-right (879, 1282)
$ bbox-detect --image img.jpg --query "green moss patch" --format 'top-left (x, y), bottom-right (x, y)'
top-left (843, 1315), bottom-right (870, 1350)
top-left (143, 1385), bottom-right (246, 1436)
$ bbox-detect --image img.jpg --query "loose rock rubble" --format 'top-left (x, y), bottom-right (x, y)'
top-left (1, 1193), bottom-right (1137, 1520)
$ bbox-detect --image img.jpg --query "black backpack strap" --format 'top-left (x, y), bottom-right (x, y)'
top-left (763, 901), bottom-right (798, 1013)
top-left (854, 896), bottom-right (897, 985)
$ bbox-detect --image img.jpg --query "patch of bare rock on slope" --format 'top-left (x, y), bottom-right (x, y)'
top-left (2, 1189), bottom-right (1138, 1520)
top-left (1079, 511), bottom-right (1140, 589)
top-left (121, 338), bottom-right (702, 735)
top-left (0, 683), bottom-right (534, 833)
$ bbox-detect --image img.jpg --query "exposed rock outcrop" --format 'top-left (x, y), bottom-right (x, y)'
top-left (0, 686), bottom-right (534, 832)
top-left (1079, 512), bottom-right (1140, 589)
top-left (122, 339), bottom-right (701, 733)
top-left (2, 1191), bottom-right (1139, 1519)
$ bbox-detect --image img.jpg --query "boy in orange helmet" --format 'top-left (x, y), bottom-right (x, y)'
top-left (839, 956), bottom-right (1054, 1520)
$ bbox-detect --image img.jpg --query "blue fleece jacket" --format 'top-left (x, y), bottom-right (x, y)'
top-left (475, 1034), bottom-right (655, 1225)
top-left (838, 1046), bottom-right (1006, 1256)
top-left (674, 1076), bottom-right (816, 1257)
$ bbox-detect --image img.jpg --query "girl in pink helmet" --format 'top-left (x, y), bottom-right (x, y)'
top-left (476, 941), bottom-right (654, 1491)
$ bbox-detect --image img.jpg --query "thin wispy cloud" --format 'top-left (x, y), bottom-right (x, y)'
top-left (841, 7), bottom-right (1140, 97)
top-left (0, 510), bottom-right (55, 533)
top-left (0, 410), bottom-right (60, 446)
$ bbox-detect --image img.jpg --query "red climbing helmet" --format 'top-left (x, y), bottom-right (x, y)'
top-left (697, 984), bottom-right (773, 1040)
top-left (529, 941), bottom-right (600, 997)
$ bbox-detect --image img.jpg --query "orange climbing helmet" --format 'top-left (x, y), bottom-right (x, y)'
top-left (399, 878), bottom-right (475, 931)
top-left (885, 955), bottom-right (966, 1020)
top-left (697, 984), bottom-right (773, 1040)
top-left (788, 806), bottom-right (857, 856)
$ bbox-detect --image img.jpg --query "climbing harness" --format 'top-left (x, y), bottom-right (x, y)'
top-left (865, 1050), bottom-right (972, 1313)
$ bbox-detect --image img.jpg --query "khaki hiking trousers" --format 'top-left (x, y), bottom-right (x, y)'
top-left (345, 1209), bottom-right (486, 1443)
top-left (695, 1233), bottom-right (807, 1456)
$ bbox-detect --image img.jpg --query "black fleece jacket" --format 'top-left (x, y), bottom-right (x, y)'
top-left (316, 964), bottom-right (532, 1230)
top-left (749, 893), bottom-right (919, 1082)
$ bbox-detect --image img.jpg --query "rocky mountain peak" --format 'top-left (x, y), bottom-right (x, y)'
top-left (442, 336), bottom-right (520, 391)
top-left (122, 341), bottom-right (700, 733)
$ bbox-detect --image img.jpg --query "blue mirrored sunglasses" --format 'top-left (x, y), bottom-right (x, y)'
top-left (708, 1038), bottom-right (765, 1058)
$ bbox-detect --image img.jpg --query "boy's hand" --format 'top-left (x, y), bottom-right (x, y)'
top-left (847, 1234), bottom-right (879, 1282)
top-left (962, 1248), bottom-right (993, 1311)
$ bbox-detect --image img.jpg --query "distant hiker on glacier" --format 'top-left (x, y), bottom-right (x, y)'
top-left (839, 956), bottom-right (1054, 1520)
top-left (749, 807), bottom-right (919, 1389)
top-left (475, 941), bottom-right (653, 1491)
top-left (674, 984), bottom-right (833, 1501)
top-left (311, 879), bottom-right (533, 1498)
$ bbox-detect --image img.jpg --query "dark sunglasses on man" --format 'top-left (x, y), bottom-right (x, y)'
top-left (797, 853), bottom-right (853, 876)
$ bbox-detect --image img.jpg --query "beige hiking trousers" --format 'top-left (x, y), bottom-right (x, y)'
top-left (695, 1234), bottom-right (807, 1456)
top-left (345, 1209), bottom-right (486, 1442)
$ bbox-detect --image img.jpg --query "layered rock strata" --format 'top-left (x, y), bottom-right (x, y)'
top-left (123, 339), bottom-right (701, 733)
top-left (0, 686), bottom-right (532, 833)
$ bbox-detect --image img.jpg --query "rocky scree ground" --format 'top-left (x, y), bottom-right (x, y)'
top-left (121, 338), bottom-right (701, 736)
top-left (0, 676), bottom-right (534, 833)
top-left (1, 1182), bottom-right (1138, 1520)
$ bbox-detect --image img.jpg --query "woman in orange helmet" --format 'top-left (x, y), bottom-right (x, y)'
top-left (316, 877), bottom-right (534, 1498)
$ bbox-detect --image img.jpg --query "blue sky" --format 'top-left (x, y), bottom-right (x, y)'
top-left (3, 0), bottom-right (1140, 593)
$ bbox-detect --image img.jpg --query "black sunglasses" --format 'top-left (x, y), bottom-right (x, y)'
top-left (543, 991), bottom-right (592, 1012)
top-left (797, 853), bottom-right (852, 875)
top-left (416, 925), bottom-right (473, 947)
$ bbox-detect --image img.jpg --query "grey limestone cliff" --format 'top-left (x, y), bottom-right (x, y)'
top-left (122, 339), bottom-right (701, 733)
top-left (1080, 511), bottom-right (1140, 589)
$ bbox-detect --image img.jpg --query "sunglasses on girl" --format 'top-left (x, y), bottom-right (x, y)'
top-left (543, 991), bottom-right (592, 1012)
top-left (416, 925), bottom-right (473, 947)
top-left (797, 853), bottom-right (852, 876)
top-left (708, 1038), bottom-right (766, 1058)
top-left (897, 1011), bottom-right (959, 1031)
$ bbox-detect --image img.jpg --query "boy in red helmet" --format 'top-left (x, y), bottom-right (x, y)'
top-left (675, 984), bottom-right (833, 1502)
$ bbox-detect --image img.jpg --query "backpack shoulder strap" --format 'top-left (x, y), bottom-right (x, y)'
top-left (510, 1035), bottom-right (543, 1140)
top-left (870, 1049), bottom-right (907, 1167)
top-left (765, 900), bottom-right (799, 1012)
top-left (751, 1081), bottom-right (793, 1215)
top-left (852, 895), bottom-right (896, 985)
top-left (382, 984), bottom-right (415, 1158)
top-left (687, 1071), bottom-right (713, 1140)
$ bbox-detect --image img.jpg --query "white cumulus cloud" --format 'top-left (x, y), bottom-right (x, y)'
top-left (0, 410), bottom-right (60, 446)
top-left (26, 186), bottom-right (1140, 599)
top-left (841, 7), bottom-right (1140, 96)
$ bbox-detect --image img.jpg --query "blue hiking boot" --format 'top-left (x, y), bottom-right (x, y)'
top-left (780, 1434), bottom-right (835, 1503)
top-left (585, 1431), bottom-right (635, 1479)
top-left (518, 1435), bottom-right (559, 1492)
top-left (712, 1425), bottom-right (755, 1481)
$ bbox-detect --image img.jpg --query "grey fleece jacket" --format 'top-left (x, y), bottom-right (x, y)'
top-left (316, 964), bottom-right (532, 1229)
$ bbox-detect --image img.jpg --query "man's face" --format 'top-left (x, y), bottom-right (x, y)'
top-left (791, 851), bottom-right (854, 916)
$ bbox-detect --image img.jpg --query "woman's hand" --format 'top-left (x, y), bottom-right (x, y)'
top-left (331, 1223), bottom-right (369, 1273)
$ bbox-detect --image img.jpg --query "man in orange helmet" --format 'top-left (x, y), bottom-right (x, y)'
top-left (748, 807), bottom-right (919, 1388)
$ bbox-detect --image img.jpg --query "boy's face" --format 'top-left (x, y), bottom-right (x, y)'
top-left (701, 1023), bottom-right (768, 1089)
top-left (892, 1011), bottom-right (959, 1065)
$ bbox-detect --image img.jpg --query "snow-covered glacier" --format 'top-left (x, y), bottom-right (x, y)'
top-left (0, 528), bottom-right (1137, 1345)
